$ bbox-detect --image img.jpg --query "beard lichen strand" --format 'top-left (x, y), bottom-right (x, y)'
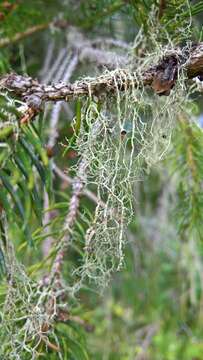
top-left (0, 218), bottom-right (62, 360)
top-left (1, 265), bottom-right (62, 359)
top-left (71, 51), bottom-right (190, 286)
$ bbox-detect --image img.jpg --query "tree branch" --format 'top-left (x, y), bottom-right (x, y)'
top-left (0, 44), bottom-right (203, 107)
top-left (50, 158), bottom-right (88, 284)
top-left (0, 23), bottom-right (50, 48)
top-left (0, 19), bottom-right (71, 49)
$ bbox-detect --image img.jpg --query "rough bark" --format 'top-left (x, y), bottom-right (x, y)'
top-left (0, 44), bottom-right (203, 109)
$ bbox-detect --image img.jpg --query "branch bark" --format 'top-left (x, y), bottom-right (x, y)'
top-left (50, 158), bottom-right (88, 285)
top-left (0, 44), bottom-right (203, 107)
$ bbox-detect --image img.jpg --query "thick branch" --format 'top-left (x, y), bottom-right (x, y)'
top-left (0, 44), bottom-right (203, 106)
top-left (0, 69), bottom-right (145, 106)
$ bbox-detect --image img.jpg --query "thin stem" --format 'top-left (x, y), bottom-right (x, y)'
top-left (0, 23), bottom-right (50, 48)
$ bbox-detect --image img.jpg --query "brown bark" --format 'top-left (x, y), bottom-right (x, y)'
top-left (0, 44), bottom-right (203, 108)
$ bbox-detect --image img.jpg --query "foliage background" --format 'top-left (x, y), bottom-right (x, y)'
top-left (1, 0), bottom-right (203, 359)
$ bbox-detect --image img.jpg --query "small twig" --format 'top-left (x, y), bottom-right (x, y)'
top-left (20, 107), bottom-right (37, 125)
top-left (51, 159), bottom-right (88, 282)
top-left (0, 23), bottom-right (50, 48)
top-left (0, 19), bottom-right (71, 49)
top-left (40, 336), bottom-right (60, 352)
